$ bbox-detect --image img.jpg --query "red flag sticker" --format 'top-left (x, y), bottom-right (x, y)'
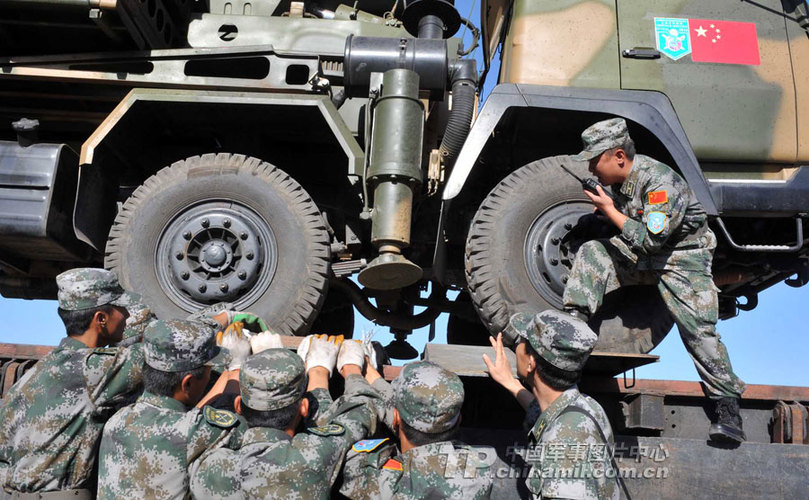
top-left (648, 190), bottom-right (668, 205)
top-left (382, 458), bottom-right (403, 471)
top-left (688, 19), bottom-right (760, 65)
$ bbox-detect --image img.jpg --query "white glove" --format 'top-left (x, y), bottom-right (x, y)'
top-left (218, 324), bottom-right (252, 371)
top-left (337, 340), bottom-right (365, 372)
top-left (362, 330), bottom-right (380, 370)
top-left (298, 334), bottom-right (342, 376)
top-left (250, 330), bottom-right (284, 354)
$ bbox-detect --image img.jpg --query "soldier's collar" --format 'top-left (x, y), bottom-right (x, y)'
top-left (59, 336), bottom-right (90, 350)
top-left (528, 386), bottom-right (581, 440)
top-left (243, 426), bottom-right (291, 445)
top-left (140, 391), bottom-right (191, 412)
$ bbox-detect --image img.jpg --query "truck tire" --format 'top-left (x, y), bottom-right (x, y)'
top-left (465, 155), bottom-right (673, 354)
top-left (310, 286), bottom-right (354, 338)
top-left (105, 153), bottom-right (330, 336)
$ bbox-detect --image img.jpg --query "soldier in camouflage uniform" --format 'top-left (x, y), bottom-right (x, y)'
top-left (0, 268), bottom-right (143, 498)
top-left (116, 291), bottom-right (157, 347)
top-left (97, 319), bottom-right (246, 500)
top-left (561, 117), bottom-right (746, 442)
top-left (485, 310), bottom-right (622, 500)
top-left (189, 337), bottom-right (382, 499)
top-left (340, 361), bottom-right (496, 500)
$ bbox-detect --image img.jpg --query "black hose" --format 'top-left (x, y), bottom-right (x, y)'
top-left (438, 59), bottom-right (477, 167)
top-left (329, 278), bottom-right (444, 330)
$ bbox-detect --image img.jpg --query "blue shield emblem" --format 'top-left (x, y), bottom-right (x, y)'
top-left (655, 18), bottom-right (691, 60)
top-left (352, 438), bottom-right (389, 453)
top-left (647, 211), bottom-right (667, 235)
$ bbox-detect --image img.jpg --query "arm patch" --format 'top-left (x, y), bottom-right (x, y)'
top-left (648, 190), bottom-right (668, 205)
top-left (352, 438), bottom-right (389, 453)
top-left (204, 406), bottom-right (239, 428)
top-left (647, 211), bottom-right (668, 235)
top-left (307, 423), bottom-right (345, 437)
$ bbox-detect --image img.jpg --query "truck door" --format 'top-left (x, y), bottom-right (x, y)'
top-left (784, 1), bottom-right (809, 163)
top-left (616, 0), bottom-right (798, 165)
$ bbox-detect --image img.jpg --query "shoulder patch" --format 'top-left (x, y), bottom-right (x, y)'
top-left (648, 190), bottom-right (668, 205)
top-left (647, 211), bottom-right (668, 235)
top-left (382, 458), bottom-right (403, 471)
top-left (204, 406), bottom-right (238, 428)
top-left (352, 438), bottom-right (389, 453)
top-left (307, 422), bottom-right (345, 437)
top-left (91, 347), bottom-right (118, 355)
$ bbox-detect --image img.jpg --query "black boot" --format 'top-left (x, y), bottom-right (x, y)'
top-left (709, 397), bottom-right (746, 443)
top-left (564, 308), bottom-right (590, 323)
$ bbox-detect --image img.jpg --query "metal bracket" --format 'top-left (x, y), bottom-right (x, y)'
top-left (715, 217), bottom-right (804, 252)
top-left (622, 47), bottom-right (661, 59)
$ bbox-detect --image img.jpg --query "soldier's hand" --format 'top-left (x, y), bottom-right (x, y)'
top-left (482, 333), bottom-right (521, 393)
top-left (250, 330), bottom-right (284, 354)
top-left (298, 334), bottom-right (343, 376)
top-left (337, 340), bottom-right (365, 375)
top-left (228, 312), bottom-right (269, 333)
top-left (583, 185), bottom-right (615, 212)
top-left (218, 323), bottom-right (252, 371)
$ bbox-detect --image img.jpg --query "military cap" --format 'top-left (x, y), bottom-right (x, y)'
top-left (144, 319), bottom-right (227, 372)
top-left (572, 117), bottom-right (632, 161)
top-left (392, 361), bottom-right (464, 434)
top-left (56, 268), bottom-right (137, 311)
top-left (121, 292), bottom-right (157, 341)
top-left (512, 310), bottom-right (597, 372)
top-left (240, 349), bottom-right (307, 411)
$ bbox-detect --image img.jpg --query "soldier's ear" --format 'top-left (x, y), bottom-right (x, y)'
top-left (234, 395), bottom-right (243, 415)
top-left (180, 373), bottom-right (195, 395)
top-left (299, 397), bottom-right (310, 419)
top-left (392, 408), bottom-right (401, 432)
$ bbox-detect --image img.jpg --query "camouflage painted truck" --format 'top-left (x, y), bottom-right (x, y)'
top-left (2, 0), bottom-right (809, 496)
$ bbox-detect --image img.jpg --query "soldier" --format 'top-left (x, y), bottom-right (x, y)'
top-left (0, 268), bottom-right (143, 498)
top-left (562, 117), bottom-right (746, 443)
top-left (484, 310), bottom-right (623, 500)
top-left (189, 336), bottom-right (381, 499)
top-left (340, 361), bottom-right (496, 500)
top-left (97, 319), bottom-right (249, 499)
top-left (116, 291), bottom-right (157, 347)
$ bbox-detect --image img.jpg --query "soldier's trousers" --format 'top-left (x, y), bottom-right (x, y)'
top-left (562, 239), bottom-right (745, 399)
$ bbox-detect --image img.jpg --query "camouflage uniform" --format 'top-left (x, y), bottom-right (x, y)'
top-left (563, 118), bottom-right (745, 399)
top-left (189, 348), bottom-right (381, 500)
top-left (510, 310), bottom-right (621, 500)
top-left (116, 291), bottom-right (157, 347)
top-left (0, 269), bottom-right (144, 495)
top-left (340, 361), bottom-right (495, 500)
top-left (97, 319), bottom-right (242, 500)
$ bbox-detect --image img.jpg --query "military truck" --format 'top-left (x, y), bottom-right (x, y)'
top-left (1, 0), bottom-right (808, 360)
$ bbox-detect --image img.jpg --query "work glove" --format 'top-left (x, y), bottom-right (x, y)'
top-left (250, 330), bottom-right (284, 354)
top-left (337, 340), bottom-right (365, 372)
top-left (361, 330), bottom-right (388, 370)
top-left (297, 334), bottom-right (343, 376)
top-left (226, 312), bottom-right (269, 333)
top-left (218, 322), bottom-right (252, 371)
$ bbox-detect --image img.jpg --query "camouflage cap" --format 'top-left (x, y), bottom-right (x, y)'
top-left (121, 292), bottom-right (157, 341)
top-left (144, 319), bottom-right (227, 372)
top-left (572, 118), bottom-right (632, 161)
top-left (56, 268), bottom-right (137, 311)
top-left (513, 310), bottom-right (597, 372)
top-left (502, 311), bottom-right (535, 347)
top-left (392, 361), bottom-right (464, 434)
top-left (240, 349), bottom-right (307, 412)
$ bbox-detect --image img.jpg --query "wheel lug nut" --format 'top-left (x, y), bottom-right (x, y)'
top-left (238, 271), bottom-right (247, 280)
top-left (223, 219), bottom-right (231, 228)
top-left (550, 258), bottom-right (559, 265)
top-left (562, 275), bottom-right (569, 284)
top-left (183, 231), bottom-right (192, 240)
top-left (175, 251), bottom-right (184, 260)
top-left (240, 232), bottom-right (248, 240)
top-left (564, 223), bottom-right (573, 230)
top-left (181, 271), bottom-right (190, 280)
top-left (551, 237), bottom-right (560, 245)
top-left (245, 251), bottom-right (254, 260)
top-left (201, 218), bottom-right (210, 228)
top-left (220, 283), bottom-right (229, 292)
top-left (198, 284), bottom-right (207, 292)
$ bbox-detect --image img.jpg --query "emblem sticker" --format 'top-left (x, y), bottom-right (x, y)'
top-left (655, 18), bottom-right (692, 60)
top-left (382, 458), bottom-right (403, 471)
top-left (647, 212), bottom-right (668, 235)
top-left (352, 438), bottom-right (389, 453)
top-left (308, 423), bottom-right (345, 437)
top-left (648, 190), bottom-right (668, 205)
top-left (204, 406), bottom-right (238, 428)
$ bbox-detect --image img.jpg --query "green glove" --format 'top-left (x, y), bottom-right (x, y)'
top-left (229, 312), bottom-right (269, 333)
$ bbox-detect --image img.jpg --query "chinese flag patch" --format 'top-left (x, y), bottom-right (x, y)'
top-left (648, 190), bottom-right (668, 205)
top-left (688, 19), bottom-right (760, 65)
top-left (382, 458), bottom-right (403, 471)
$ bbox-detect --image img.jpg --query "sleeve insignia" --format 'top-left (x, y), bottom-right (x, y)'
top-left (647, 190), bottom-right (668, 205)
top-left (647, 211), bottom-right (668, 235)
top-left (352, 438), bottom-right (389, 453)
top-left (382, 458), bottom-right (403, 471)
top-left (91, 347), bottom-right (118, 355)
top-left (204, 406), bottom-right (238, 428)
top-left (307, 422), bottom-right (345, 437)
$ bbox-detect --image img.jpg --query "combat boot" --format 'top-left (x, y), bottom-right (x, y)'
top-left (709, 397), bottom-right (746, 443)
top-left (563, 308), bottom-right (590, 323)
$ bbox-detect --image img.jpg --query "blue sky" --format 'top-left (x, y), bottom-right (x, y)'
top-left (1, 0), bottom-right (806, 388)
